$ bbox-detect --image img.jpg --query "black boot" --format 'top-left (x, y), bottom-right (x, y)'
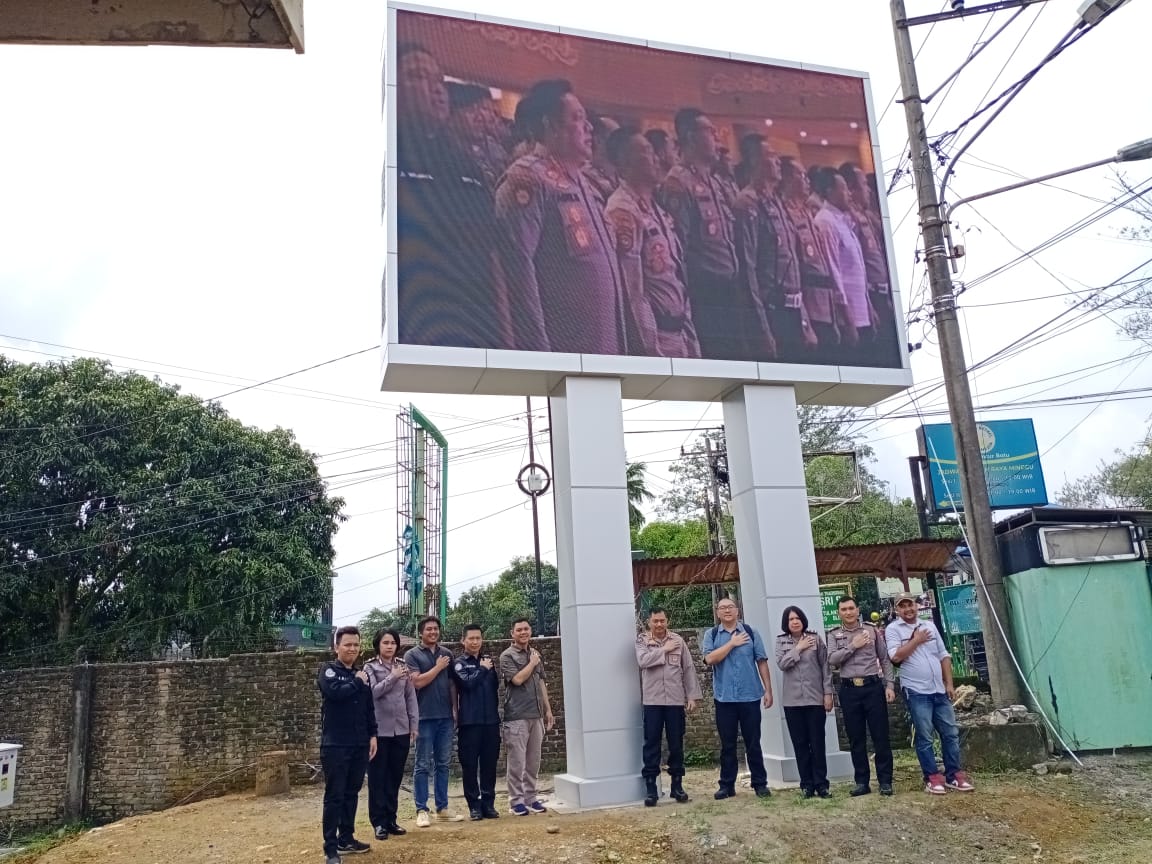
top-left (644, 778), bottom-right (659, 807)
top-left (670, 777), bottom-right (689, 803)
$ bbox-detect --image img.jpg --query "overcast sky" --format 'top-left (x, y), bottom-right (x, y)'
top-left (2, 0), bottom-right (1150, 628)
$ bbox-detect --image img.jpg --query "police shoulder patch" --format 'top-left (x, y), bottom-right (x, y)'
top-left (455, 662), bottom-right (465, 672)
top-left (325, 667), bottom-right (336, 678)
top-left (609, 210), bottom-right (635, 252)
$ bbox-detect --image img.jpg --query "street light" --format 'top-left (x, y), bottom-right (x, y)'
top-left (944, 135), bottom-right (1152, 260)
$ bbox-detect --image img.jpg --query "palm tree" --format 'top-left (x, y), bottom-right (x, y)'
top-left (627, 461), bottom-right (655, 530)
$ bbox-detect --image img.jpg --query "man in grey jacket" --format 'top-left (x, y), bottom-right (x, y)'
top-left (636, 607), bottom-right (702, 806)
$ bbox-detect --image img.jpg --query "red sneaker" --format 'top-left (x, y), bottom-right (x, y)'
top-left (925, 773), bottom-right (947, 795)
top-left (947, 771), bottom-right (975, 792)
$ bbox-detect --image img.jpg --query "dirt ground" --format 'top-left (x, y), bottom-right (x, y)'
top-left (14, 751), bottom-right (1152, 864)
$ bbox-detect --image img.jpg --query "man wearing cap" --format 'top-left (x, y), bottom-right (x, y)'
top-left (886, 593), bottom-right (975, 795)
top-left (827, 596), bottom-right (895, 797)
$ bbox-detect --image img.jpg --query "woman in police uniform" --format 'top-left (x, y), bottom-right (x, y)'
top-left (774, 606), bottom-right (834, 798)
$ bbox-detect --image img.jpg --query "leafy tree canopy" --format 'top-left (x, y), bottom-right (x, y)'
top-left (0, 357), bottom-right (345, 664)
top-left (1057, 436), bottom-right (1152, 509)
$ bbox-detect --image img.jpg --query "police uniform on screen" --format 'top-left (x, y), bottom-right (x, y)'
top-left (396, 129), bottom-right (502, 350)
top-left (658, 163), bottom-right (749, 360)
top-left (494, 152), bottom-right (627, 355)
top-left (784, 197), bottom-right (844, 355)
top-left (733, 186), bottom-right (807, 362)
top-left (605, 181), bottom-right (701, 359)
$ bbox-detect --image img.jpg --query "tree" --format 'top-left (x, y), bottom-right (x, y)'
top-left (444, 556), bottom-right (559, 639)
top-left (1103, 173), bottom-right (1152, 340)
top-left (631, 519), bottom-right (710, 559)
top-left (0, 357), bottom-right (345, 663)
top-left (1057, 436), bottom-right (1152, 508)
top-left (626, 461), bottom-right (654, 530)
top-left (358, 607), bottom-right (412, 641)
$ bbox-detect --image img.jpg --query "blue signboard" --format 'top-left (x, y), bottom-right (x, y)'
top-left (919, 419), bottom-right (1048, 513)
top-left (938, 584), bottom-right (982, 635)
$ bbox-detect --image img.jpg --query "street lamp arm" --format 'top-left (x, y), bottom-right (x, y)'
top-left (944, 154), bottom-right (1117, 221)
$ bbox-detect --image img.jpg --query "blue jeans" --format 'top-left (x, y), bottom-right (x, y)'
top-left (903, 689), bottom-right (962, 782)
top-left (413, 718), bottom-right (453, 812)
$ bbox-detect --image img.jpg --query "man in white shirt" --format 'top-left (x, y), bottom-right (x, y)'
top-left (812, 169), bottom-right (873, 354)
top-left (885, 593), bottom-right (975, 796)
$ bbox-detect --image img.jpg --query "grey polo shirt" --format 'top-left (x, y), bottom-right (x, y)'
top-left (499, 643), bottom-right (547, 721)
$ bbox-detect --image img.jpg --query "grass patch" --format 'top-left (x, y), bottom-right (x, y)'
top-left (2, 824), bottom-right (87, 862)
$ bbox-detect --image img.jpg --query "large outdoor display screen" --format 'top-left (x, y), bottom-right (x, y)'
top-left (384, 5), bottom-right (909, 399)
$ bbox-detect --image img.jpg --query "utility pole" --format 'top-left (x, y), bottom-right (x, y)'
top-left (519, 397), bottom-right (549, 635)
top-left (891, 0), bottom-right (1022, 705)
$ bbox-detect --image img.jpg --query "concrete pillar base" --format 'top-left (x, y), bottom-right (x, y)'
top-left (552, 772), bottom-right (646, 811)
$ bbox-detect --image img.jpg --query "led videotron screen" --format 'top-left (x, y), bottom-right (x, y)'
top-left (389, 8), bottom-right (903, 371)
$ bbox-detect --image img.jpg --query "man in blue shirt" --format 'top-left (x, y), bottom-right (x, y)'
top-left (405, 616), bottom-right (465, 826)
top-left (702, 598), bottom-right (774, 800)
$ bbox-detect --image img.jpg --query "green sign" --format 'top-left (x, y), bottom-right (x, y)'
top-left (938, 584), bottom-right (982, 635)
top-left (820, 583), bottom-right (851, 630)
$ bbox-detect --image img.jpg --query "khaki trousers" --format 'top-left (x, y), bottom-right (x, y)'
top-left (502, 718), bottom-right (544, 807)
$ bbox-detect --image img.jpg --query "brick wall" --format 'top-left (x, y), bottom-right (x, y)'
top-left (0, 666), bottom-right (73, 827)
top-left (1, 631), bottom-right (908, 832)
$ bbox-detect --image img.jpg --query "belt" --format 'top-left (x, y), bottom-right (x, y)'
top-left (653, 310), bottom-right (687, 332)
top-left (869, 282), bottom-right (890, 295)
top-left (840, 675), bottom-right (882, 687)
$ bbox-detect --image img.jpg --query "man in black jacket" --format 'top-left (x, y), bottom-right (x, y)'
top-left (451, 623), bottom-right (501, 821)
top-left (318, 626), bottom-right (378, 863)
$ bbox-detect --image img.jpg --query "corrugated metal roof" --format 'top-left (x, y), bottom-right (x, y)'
top-left (632, 539), bottom-right (960, 590)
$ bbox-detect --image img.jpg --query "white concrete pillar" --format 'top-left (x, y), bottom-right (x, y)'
top-left (548, 376), bottom-right (645, 809)
top-left (722, 384), bottom-right (853, 786)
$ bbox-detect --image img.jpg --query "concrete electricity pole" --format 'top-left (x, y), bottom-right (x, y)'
top-left (890, 0), bottom-right (1023, 706)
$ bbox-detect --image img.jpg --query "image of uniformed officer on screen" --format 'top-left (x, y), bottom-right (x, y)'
top-left (659, 109), bottom-right (751, 361)
top-left (584, 114), bottom-right (621, 208)
top-left (494, 79), bottom-right (627, 355)
top-left (841, 162), bottom-right (898, 359)
top-left (733, 133), bottom-right (815, 363)
top-left (644, 129), bottom-right (677, 183)
top-left (604, 127), bottom-right (701, 360)
top-left (779, 157), bottom-right (856, 358)
top-left (395, 43), bottom-right (504, 350)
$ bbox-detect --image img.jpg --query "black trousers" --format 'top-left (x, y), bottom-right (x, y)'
top-left (367, 734), bottom-right (410, 830)
top-left (642, 705), bottom-right (687, 780)
top-left (321, 745), bottom-right (369, 856)
top-left (784, 705), bottom-right (829, 793)
top-left (457, 723), bottom-right (501, 810)
top-left (688, 271), bottom-right (755, 360)
top-left (715, 700), bottom-right (767, 790)
top-left (839, 681), bottom-right (893, 786)
top-left (768, 307), bottom-right (805, 362)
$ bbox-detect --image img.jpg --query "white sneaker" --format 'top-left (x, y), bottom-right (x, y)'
top-left (415, 810), bottom-right (431, 828)
top-left (435, 809), bottom-right (465, 823)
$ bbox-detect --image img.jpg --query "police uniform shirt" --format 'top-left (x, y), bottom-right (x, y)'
top-left (396, 129), bottom-right (501, 349)
top-left (494, 151), bottom-right (627, 356)
top-left (733, 187), bottom-right (803, 310)
top-left (605, 181), bottom-right (701, 359)
top-left (658, 164), bottom-right (738, 280)
top-left (827, 622), bottom-right (894, 684)
top-left (784, 197), bottom-right (842, 326)
top-left (847, 205), bottom-right (889, 288)
top-left (317, 659), bottom-right (378, 748)
top-left (582, 163), bottom-right (618, 209)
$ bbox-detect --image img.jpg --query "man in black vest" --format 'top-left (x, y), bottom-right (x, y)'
top-left (318, 626), bottom-right (378, 864)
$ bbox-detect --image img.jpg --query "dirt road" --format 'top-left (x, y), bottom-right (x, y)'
top-left (15, 752), bottom-right (1152, 864)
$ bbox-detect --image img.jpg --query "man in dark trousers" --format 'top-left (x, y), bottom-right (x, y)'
top-left (318, 626), bottom-right (378, 864)
top-left (828, 596), bottom-right (895, 797)
top-left (451, 623), bottom-right (502, 821)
